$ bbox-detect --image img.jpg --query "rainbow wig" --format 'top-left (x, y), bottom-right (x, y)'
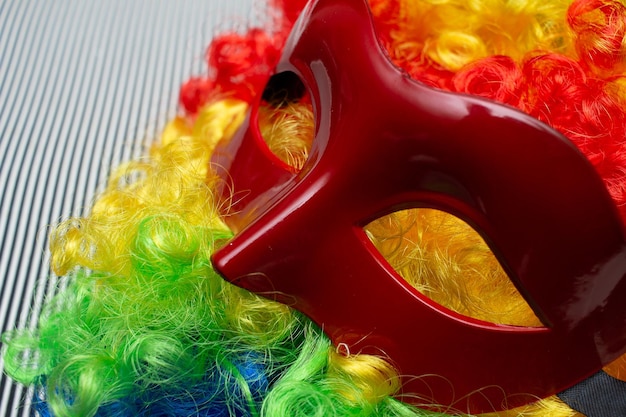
top-left (3, 0), bottom-right (626, 416)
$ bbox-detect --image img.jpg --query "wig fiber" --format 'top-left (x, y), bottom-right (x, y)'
top-left (3, 0), bottom-right (626, 416)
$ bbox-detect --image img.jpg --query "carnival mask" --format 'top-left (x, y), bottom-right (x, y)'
top-left (210, 0), bottom-right (626, 412)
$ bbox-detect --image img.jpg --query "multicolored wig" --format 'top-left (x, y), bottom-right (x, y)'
top-left (3, 0), bottom-right (626, 416)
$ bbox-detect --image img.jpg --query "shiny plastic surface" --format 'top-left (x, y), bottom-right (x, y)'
top-left (210, 0), bottom-right (626, 412)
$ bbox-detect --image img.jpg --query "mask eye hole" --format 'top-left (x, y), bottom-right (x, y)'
top-left (262, 71), bottom-right (306, 104)
top-left (258, 72), bottom-right (314, 171)
top-left (365, 208), bottom-right (544, 328)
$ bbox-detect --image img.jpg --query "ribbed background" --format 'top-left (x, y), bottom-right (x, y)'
top-left (0, 1), bottom-right (258, 415)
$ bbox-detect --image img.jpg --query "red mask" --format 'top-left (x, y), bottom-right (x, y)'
top-left (210, 0), bottom-right (626, 412)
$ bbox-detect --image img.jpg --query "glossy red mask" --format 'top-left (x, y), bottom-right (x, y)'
top-left (210, 0), bottom-right (626, 412)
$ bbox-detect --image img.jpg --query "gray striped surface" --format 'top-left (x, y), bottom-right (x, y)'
top-left (0, 1), bottom-right (259, 415)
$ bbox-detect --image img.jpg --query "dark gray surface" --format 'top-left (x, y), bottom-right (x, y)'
top-left (558, 371), bottom-right (626, 416)
top-left (0, 1), bottom-right (259, 415)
